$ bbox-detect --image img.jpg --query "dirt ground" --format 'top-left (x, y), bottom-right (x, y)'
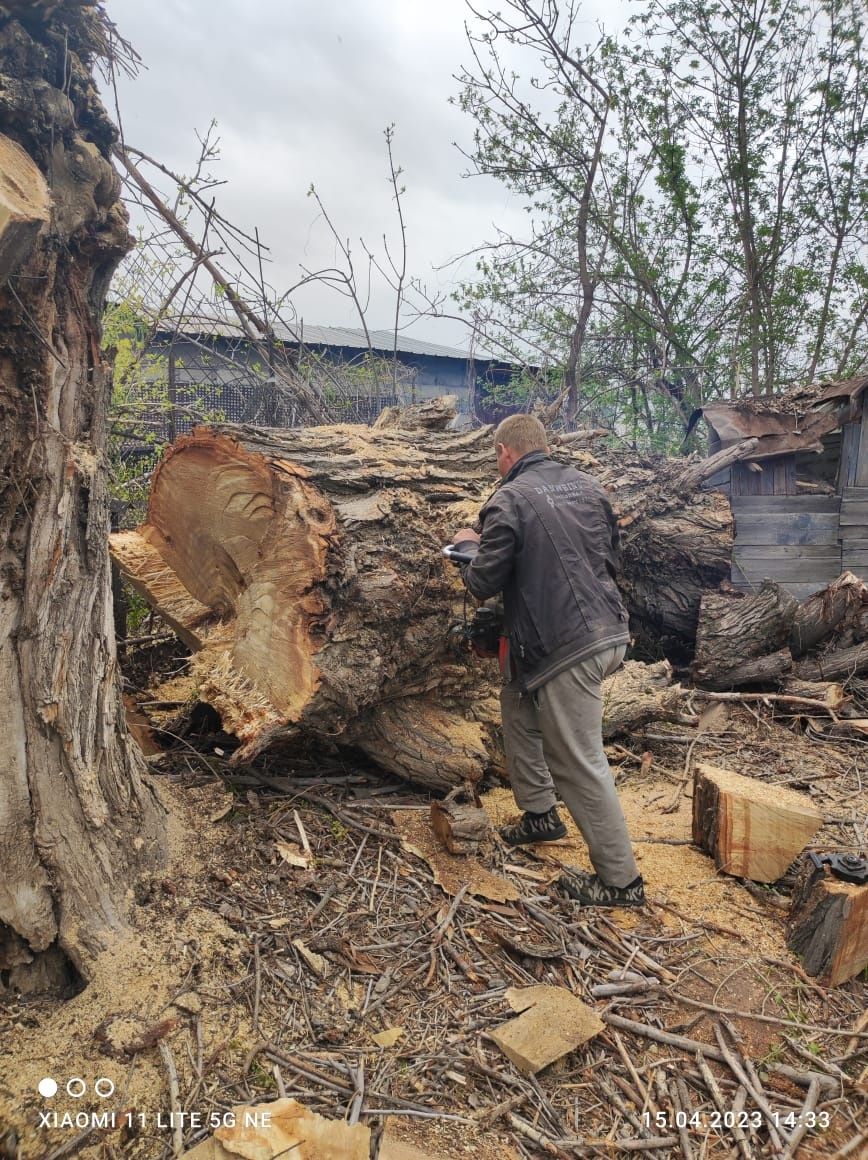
top-left (0, 691), bottom-right (866, 1160)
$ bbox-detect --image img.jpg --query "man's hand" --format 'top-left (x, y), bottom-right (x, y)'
top-left (452, 528), bottom-right (481, 546)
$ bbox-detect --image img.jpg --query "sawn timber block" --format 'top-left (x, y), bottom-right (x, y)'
top-left (787, 862), bottom-right (868, 987)
top-left (489, 985), bottom-right (604, 1075)
top-left (692, 762), bottom-right (822, 883)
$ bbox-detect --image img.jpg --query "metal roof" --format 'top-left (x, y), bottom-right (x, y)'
top-left (155, 314), bottom-right (505, 362)
top-left (694, 374), bottom-right (868, 461)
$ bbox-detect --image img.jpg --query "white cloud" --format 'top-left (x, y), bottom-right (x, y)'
top-left (106, 0), bottom-right (615, 346)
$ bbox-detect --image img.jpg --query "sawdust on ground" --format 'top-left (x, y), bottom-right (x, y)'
top-left (482, 782), bottom-right (789, 958)
top-left (0, 780), bottom-right (252, 1160)
top-left (482, 778), bottom-right (807, 1060)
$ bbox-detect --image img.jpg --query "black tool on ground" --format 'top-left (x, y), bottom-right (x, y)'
top-left (807, 851), bottom-right (868, 885)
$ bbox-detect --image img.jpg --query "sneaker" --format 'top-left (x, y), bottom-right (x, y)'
top-left (499, 807), bottom-right (567, 847)
top-left (559, 867), bottom-right (645, 908)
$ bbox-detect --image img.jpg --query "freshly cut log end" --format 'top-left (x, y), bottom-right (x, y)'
top-left (0, 131), bottom-right (50, 284)
top-left (110, 422), bottom-right (501, 787)
top-left (692, 763), bottom-right (822, 882)
top-left (146, 431), bottom-right (333, 718)
top-left (787, 861), bottom-right (868, 987)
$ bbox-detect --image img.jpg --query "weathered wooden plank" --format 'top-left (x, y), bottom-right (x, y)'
top-left (854, 398), bottom-right (868, 487)
top-left (733, 514), bottom-right (840, 545)
top-left (733, 559), bottom-right (840, 584)
top-left (838, 421), bottom-right (861, 490)
top-left (731, 495), bottom-right (841, 513)
top-left (775, 456), bottom-right (797, 495)
top-left (733, 545), bottom-right (842, 560)
top-left (731, 579), bottom-right (831, 602)
top-left (838, 511), bottom-right (868, 527)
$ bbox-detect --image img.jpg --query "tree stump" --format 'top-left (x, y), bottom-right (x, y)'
top-left (692, 763), bottom-right (822, 882)
top-left (787, 860), bottom-right (868, 986)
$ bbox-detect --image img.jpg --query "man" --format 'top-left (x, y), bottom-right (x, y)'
top-left (452, 413), bottom-right (644, 908)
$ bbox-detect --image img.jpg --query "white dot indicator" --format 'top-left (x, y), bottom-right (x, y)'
top-left (38, 1078), bottom-right (58, 1098)
top-left (67, 1078), bottom-right (86, 1098)
top-left (94, 1078), bottom-right (115, 1098)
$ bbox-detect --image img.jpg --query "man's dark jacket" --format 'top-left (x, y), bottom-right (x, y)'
top-left (460, 451), bottom-right (629, 691)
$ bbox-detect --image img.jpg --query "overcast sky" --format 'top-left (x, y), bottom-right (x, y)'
top-left (105, 0), bottom-right (613, 348)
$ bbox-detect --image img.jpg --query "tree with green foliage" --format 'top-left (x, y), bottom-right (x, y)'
top-left (456, 0), bottom-right (867, 445)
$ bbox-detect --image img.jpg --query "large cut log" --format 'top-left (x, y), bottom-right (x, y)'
top-left (692, 581), bottom-right (798, 688)
top-left (109, 421), bottom-right (715, 784)
top-left (110, 419), bottom-right (498, 786)
top-left (795, 640), bottom-right (868, 683)
top-left (787, 859), bottom-right (868, 986)
top-left (692, 763), bottom-right (822, 882)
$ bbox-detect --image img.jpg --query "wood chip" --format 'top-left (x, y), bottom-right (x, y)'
top-left (292, 939), bottom-right (328, 978)
top-left (392, 810), bottom-right (519, 903)
top-left (276, 840), bottom-right (311, 869)
top-left (489, 985), bottom-right (604, 1075)
top-left (181, 1097), bottom-right (370, 1158)
top-left (372, 1026), bottom-right (404, 1048)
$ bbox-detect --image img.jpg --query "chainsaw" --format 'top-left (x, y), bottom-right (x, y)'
top-left (442, 542), bottom-right (505, 660)
top-left (806, 851), bottom-right (868, 884)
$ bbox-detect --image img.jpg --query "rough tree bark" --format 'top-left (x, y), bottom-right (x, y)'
top-left (109, 418), bottom-right (703, 787)
top-left (0, 2), bottom-right (166, 991)
top-left (692, 581), bottom-right (799, 689)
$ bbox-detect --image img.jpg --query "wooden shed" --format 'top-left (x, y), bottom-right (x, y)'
top-left (694, 375), bottom-right (868, 601)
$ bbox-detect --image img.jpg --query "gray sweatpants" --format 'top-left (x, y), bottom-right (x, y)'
top-left (500, 644), bottom-right (639, 888)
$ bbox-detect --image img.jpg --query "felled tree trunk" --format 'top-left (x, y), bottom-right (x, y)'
top-left (0, 4), bottom-right (166, 988)
top-left (111, 419), bottom-right (707, 786)
top-left (692, 581), bottom-right (799, 689)
top-left (790, 572), bottom-right (868, 657)
top-left (111, 420), bottom-right (502, 785)
top-left (612, 459), bottom-right (734, 660)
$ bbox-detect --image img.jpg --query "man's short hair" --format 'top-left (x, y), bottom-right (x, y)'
top-left (493, 413), bottom-right (548, 456)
